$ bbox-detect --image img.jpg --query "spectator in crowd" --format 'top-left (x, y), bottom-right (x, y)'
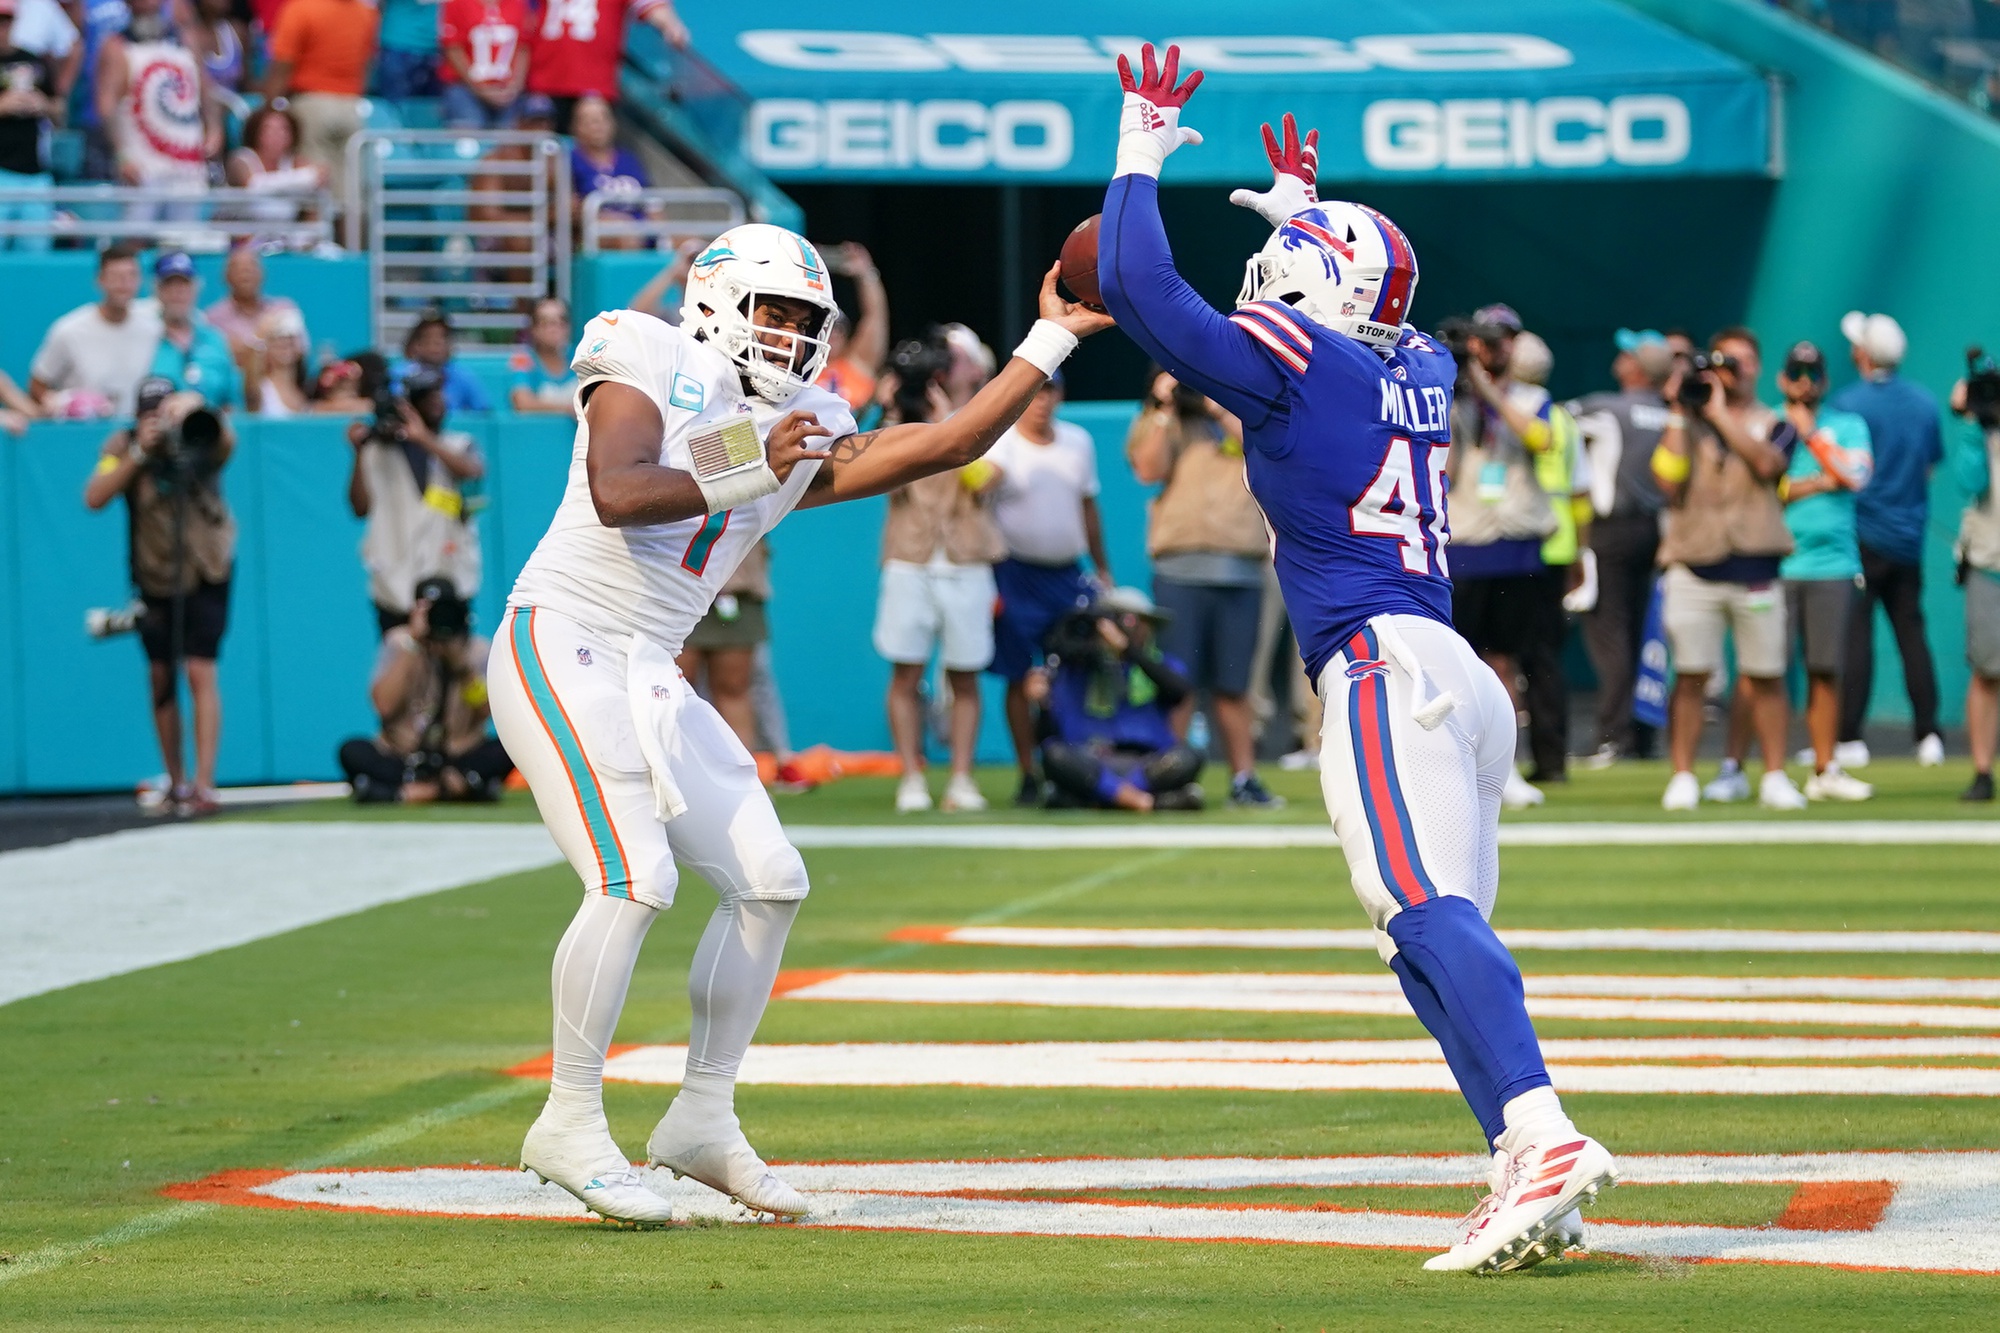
top-left (1445, 306), bottom-right (1558, 808)
top-left (263, 0), bottom-right (379, 198)
top-left (311, 346), bottom-right (388, 413)
top-left (1029, 588), bottom-right (1203, 811)
top-left (204, 244), bottom-right (308, 353)
top-left (30, 243), bottom-right (162, 416)
top-left (224, 104), bottom-right (329, 243)
top-left (1831, 310), bottom-right (1946, 768)
top-left (96, 0), bottom-right (215, 197)
top-left (1126, 368), bottom-right (1284, 810)
top-left (373, 0), bottom-right (441, 100)
top-left (395, 309), bottom-right (492, 413)
top-left (0, 3), bottom-right (58, 253)
top-left (527, 0), bottom-right (686, 132)
top-left (568, 92), bottom-right (647, 247)
top-left (346, 364), bottom-right (484, 634)
top-left (1570, 328), bottom-right (1674, 766)
top-left (1653, 328), bottom-right (1806, 811)
top-left (439, 0), bottom-right (529, 129)
top-left (1950, 356), bottom-right (2000, 801)
top-left (678, 538), bottom-right (772, 754)
top-left (75, 0), bottom-right (129, 180)
top-left (241, 304), bottom-right (312, 416)
top-left (186, 0), bottom-right (246, 101)
top-left (875, 334), bottom-right (1003, 814)
top-left (628, 235), bottom-right (703, 322)
top-left (467, 92), bottom-right (556, 263)
top-left (338, 576), bottom-right (514, 803)
top-left (508, 297), bottom-right (577, 413)
top-left (938, 321), bottom-right (994, 409)
top-left (818, 242), bottom-right (887, 413)
top-left (8, 0), bottom-right (81, 105)
top-left (0, 368), bottom-right (38, 431)
top-left (1768, 340), bottom-right (1876, 801)
top-left (985, 372), bottom-right (1111, 805)
top-left (83, 377), bottom-right (236, 817)
top-left (148, 251), bottom-right (242, 409)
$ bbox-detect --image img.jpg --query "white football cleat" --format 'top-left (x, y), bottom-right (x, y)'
top-left (646, 1102), bottom-right (808, 1219)
top-left (1501, 772), bottom-right (1545, 810)
top-left (1759, 769), bottom-right (1808, 811)
top-left (941, 772), bottom-right (988, 812)
top-left (1661, 770), bottom-right (1701, 811)
top-left (1422, 1135), bottom-right (1616, 1273)
top-left (521, 1112), bottom-right (675, 1229)
top-left (895, 772), bottom-right (933, 813)
top-left (1447, 1153), bottom-right (1585, 1275)
top-left (1833, 739), bottom-right (1871, 770)
top-left (1805, 763), bottom-right (1874, 802)
top-left (1917, 732), bottom-right (1946, 767)
top-left (1702, 763), bottom-right (1750, 804)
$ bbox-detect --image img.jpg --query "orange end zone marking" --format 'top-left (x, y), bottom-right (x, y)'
top-left (1775, 1180), bottom-right (1897, 1232)
top-left (771, 968), bottom-right (849, 997)
top-left (161, 1167), bottom-right (603, 1225)
top-left (887, 926), bottom-right (955, 944)
top-left (503, 1042), bottom-right (643, 1079)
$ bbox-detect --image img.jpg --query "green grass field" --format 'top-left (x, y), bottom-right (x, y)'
top-left (3, 759), bottom-right (1998, 1329)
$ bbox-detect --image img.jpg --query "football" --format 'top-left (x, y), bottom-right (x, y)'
top-left (1058, 213), bottom-right (1105, 310)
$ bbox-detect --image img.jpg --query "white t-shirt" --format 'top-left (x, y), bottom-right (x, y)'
top-left (12, 0), bottom-right (80, 58)
top-left (30, 301), bottom-right (164, 416)
top-left (986, 418), bottom-right (1100, 565)
top-left (507, 309), bottom-right (858, 654)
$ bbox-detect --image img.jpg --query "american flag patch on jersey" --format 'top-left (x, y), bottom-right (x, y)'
top-left (1228, 301), bottom-right (1313, 373)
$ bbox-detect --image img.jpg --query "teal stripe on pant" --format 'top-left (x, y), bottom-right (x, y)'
top-left (510, 608), bottom-right (632, 898)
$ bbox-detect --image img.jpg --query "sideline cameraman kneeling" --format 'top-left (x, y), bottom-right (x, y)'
top-left (1029, 588), bottom-right (1204, 812)
top-left (338, 578), bottom-right (514, 803)
top-left (83, 378), bottom-right (236, 816)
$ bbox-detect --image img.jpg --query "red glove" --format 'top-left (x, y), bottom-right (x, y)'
top-left (1230, 112), bottom-right (1321, 227)
top-left (1114, 42), bottom-right (1206, 179)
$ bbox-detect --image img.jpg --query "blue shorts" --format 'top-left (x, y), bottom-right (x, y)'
top-left (990, 558), bottom-right (1096, 682)
top-left (1153, 576), bottom-right (1262, 696)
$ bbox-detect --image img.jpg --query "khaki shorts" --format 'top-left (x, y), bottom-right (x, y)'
top-left (1969, 570), bottom-right (2000, 678)
top-left (1662, 563), bottom-right (1788, 677)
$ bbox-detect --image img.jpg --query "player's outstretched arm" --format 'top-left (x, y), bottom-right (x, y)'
top-left (798, 267), bottom-right (1112, 509)
top-left (583, 382), bottom-right (830, 528)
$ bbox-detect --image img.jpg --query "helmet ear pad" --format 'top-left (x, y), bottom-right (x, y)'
top-left (1237, 202), bottom-right (1419, 352)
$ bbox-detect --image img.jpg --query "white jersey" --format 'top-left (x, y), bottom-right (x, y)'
top-left (507, 310), bottom-right (857, 652)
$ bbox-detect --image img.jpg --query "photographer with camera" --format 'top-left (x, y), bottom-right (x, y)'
top-left (83, 376), bottom-right (236, 816)
top-left (1949, 349), bottom-right (2000, 802)
top-left (1653, 328), bottom-right (1805, 811)
top-left (346, 363), bottom-right (485, 635)
top-left (337, 576), bottom-right (513, 803)
top-left (873, 330), bottom-right (1005, 814)
top-left (1029, 587), bottom-right (1203, 811)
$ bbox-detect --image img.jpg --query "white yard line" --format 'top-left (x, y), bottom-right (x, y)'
top-left (219, 1152), bottom-right (2000, 1273)
top-left (784, 821), bottom-right (2000, 849)
top-left (0, 822), bottom-right (562, 1006)
top-left (918, 925), bottom-right (2000, 954)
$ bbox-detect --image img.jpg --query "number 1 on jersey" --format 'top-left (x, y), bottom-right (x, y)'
top-left (1349, 436), bottom-right (1449, 577)
top-left (681, 511), bottom-right (729, 574)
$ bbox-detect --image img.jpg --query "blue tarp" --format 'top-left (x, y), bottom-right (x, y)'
top-left (680, 0), bottom-right (1773, 184)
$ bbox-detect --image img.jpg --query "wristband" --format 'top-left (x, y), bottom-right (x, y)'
top-left (1777, 475), bottom-right (1792, 502)
top-left (1651, 445), bottom-right (1691, 484)
top-left (696, 462), bottom-right (781, 514)
top-left (1664, 413), bottom-right (1688, 431)
top-left (1012, 319), bottom-right (1079, 377)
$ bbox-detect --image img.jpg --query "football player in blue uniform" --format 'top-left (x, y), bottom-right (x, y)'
top-left (1097, 44), bottom-right (1617, 1273)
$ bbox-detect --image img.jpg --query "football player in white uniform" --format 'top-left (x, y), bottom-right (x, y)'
top-left (489, 223), bottom-right (1110, 1227)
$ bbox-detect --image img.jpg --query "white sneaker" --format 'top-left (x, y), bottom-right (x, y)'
top-left (1422, 1134), bottom-right (1616, 1273)
top-left (895, 772), bottom-right (933, 813)
top-left (1834, 739), bottom-right (1871, 770)
top-left (646, 1101), bottom-right (808, 1219)
top-left (521, 1111), bottom-right (675, 1228)
top-left (1794, 745), bottom-right (1819, 767)
top-left (941, 772), bottom-right (988, 812)
top-left (1805, 763), bottom-right (1874, 802)
top-left (1917, 733), bottom-right (1946, 767)
top-left (1661, 770), bottom-right (1701, 811)
top-left (1579, 744), bottom-right (1620, 771)
top-left (1501, 772), bottom-right (1545, 810)
top-left (1759, 769), bottom-right (1808, 811)
top-left (1278, 748), bottom-right (1321, 772)
top-left (1703, 764), bottom-right (1751, 804)
top-left (1451, 1153), bottom-right (1586, 1274)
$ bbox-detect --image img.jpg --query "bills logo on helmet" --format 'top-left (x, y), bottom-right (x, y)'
top-left (1278, 209), bottom-right (1353, 282)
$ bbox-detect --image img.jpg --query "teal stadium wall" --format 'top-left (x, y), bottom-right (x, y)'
top-left (1625, 0), bottom-right (2000, 728)
top-left (0, 403), bottom-right (1154, 793)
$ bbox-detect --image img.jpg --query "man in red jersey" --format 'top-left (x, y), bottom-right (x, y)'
top-left (439, 0), bottom-right (531, 129)
top-left (526, 0), bottom-right (686, 131)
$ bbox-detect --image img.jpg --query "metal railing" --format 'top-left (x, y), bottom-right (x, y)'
top-left (346, 129), bottom-right (572, 347)
top-left (0, 184), bottom-right (337, 248)
top-left (579, 186), bottom-right (743, 253)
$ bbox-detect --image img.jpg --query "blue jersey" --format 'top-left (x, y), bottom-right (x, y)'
top-left (1099, 175), bottom-right (1456, 679)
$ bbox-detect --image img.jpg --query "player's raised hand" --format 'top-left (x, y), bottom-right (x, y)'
top-left (1113, 42), bottom-right (1205, 179)
top-left (1230, 112), bottom-right (1321, 227)
top-left (1038, 262), bottom-right (1115, 338)
top-left (766, 409), bottom-right (834, 482)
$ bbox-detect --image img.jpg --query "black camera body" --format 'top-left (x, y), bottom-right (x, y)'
top-left (1675, 351), bottom-right (1736, 411)
top-left (371, 384), bottom-right (407, 441)
top-left (1966, 347), bottom-right (2000, 429)
top-left (146, 405), bottom-right (225, 491)
top-left (888, 334), bottom-right (954, 423)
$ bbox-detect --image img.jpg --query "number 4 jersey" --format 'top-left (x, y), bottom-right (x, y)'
top-left (507, 310), bottom-right (857, 654)
top-left (1099, 174), bottom-right (1455, 681)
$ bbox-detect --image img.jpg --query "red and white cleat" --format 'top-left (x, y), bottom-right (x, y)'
top-left (1423, 1136), bottom-right (1615, 1273)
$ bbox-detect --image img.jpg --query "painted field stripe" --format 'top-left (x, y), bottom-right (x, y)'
top-left (577, 1040), bottom-right (2000, 1096)
top-left (772, 970), bottom-right (2000, 1028)
top-left (898, 925), bottom-right (2000, 954)
top-left (782, 821), bottom-right (2000, 850)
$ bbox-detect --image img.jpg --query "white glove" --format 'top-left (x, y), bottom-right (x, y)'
top-left (1113, 43), bottom-right (1205, 179)
top-left (1228, 113), bottom-right (1320, 227)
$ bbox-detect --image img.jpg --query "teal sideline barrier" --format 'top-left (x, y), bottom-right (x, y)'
top-left (0, 402), bottom-right (1154, 793)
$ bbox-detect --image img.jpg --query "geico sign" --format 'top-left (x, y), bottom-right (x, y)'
top-left (1364, 96), bottom-right (1691, 171)
top-left (739, 30), bottom-right (1572, 74)
top-left (749, 99), bottom-right (1074, 172)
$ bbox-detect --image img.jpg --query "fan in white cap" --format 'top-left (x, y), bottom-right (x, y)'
top-left (1841, 310), bottom-right (1907, 370)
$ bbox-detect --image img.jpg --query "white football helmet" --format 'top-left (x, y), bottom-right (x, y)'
top-left (1237, 202), bottom-right (1419, 352)
top-left (681, 223), bottom-right (839, 402)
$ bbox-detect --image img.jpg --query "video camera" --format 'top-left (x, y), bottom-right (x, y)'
top-left (372, 365), bottom-right (446, 443)
top-left (134, 376), bottom-right (224, 485)
top-left (1674, 351), bottom-right (1738, 411)
top-left (1965, 347), bottom-right (2000, 429)
top-left (888, 332), bottom-right (953, 423)
top-left (413, 575), bottom-right (470, 641)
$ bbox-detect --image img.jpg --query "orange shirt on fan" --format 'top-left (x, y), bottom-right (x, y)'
top-left (270, 0), bottom-right (381, 96)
